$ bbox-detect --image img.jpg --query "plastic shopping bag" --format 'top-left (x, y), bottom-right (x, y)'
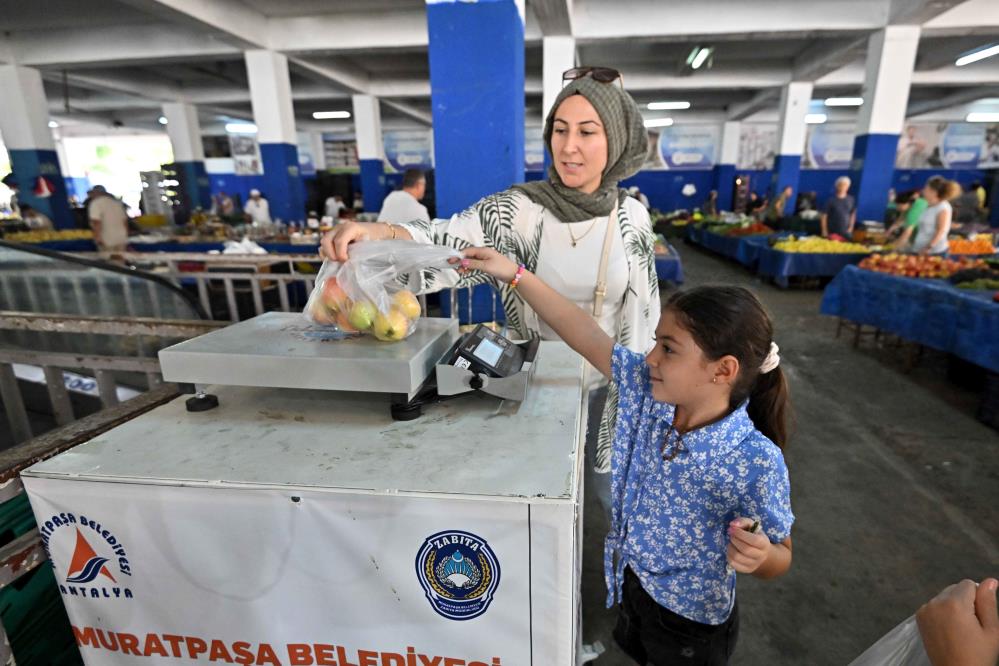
top-left (303, 240), bottom-right (461, 341)
top-left (848, 616), bottom-right (931, 666)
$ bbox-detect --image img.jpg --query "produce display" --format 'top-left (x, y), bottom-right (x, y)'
top-left (948, 267), bottom-right (999, 290)
top-left (726, 222), bottom-right (774, 237)
top-left (859, 253), bottom-right (985, 278)
top-left (771, 236), bottom-right (870, 254)
top-left (3, 229), bottom-right (92, 242)
top-left (947, 236), bottom-right (996, 255)
top-left (304, 240), bottom-right (459, 341)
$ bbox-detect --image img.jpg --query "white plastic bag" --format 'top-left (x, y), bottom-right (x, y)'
top-left (303, 240), bottom-right (461, 341)
top-left (849, 616), bottom-right (931, 666)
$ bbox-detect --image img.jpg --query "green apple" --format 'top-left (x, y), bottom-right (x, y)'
top-left (348, 301), bottom-right (377, 331)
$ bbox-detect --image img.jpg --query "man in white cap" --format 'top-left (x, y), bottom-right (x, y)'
top-left (88, 185), bottom-right (129, 253)
top-left (243, 189), bottom-right (271, 224)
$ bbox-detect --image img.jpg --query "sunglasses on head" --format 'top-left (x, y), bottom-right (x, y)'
top-left (562, 66), bottom-right (624, 88)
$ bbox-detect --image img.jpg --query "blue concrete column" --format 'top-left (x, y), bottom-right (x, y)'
top-left (162, 102), bottom-right (211, 210)
top-left (849, 27), bottom-right (921, 223)
top-left (427, 0), bottom-right (525, 216)
top-left (770, 82), bottom-right (812, 209)
top-left (352, 95), bottom-right (386, 213)
top-left (0, 65), bottom-right (74, 229)
top-left (245, 50), bottom-right (305, 222)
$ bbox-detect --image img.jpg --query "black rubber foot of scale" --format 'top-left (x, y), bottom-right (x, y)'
top-left (390, 402), bottom-right (423, 421)
top-left (186, 394), bottom-right (219, 412)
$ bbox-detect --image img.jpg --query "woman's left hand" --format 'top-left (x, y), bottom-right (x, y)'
top-left (727, 517), bottom-right (771, 574)
top-left (449, 247), bottom-right (519, 283)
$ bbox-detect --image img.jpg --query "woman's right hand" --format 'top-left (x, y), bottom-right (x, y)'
top-left (320, 221), bottom-right (386, 262)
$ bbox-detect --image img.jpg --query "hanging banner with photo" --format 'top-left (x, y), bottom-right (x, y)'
top-left (981, 124), bottom-right (999, 168)
top-left (805, 123), bottom-right (854, 169)
top-left (895, 123), bottom-right (944, 168)
top-left (383, 130), bottom-right (433, 173)
top-left (657, 125), bottom-right (719, 169)
top-left (525, 127), bottom-right (545, 171)
top-left (228, 134), bottom-right (263, 175)
top-left (738, 124), bottom-right (777, 169)
top-left (642, 131), bottom-right (666, 169)
top-left (296, 133), bottom-right (316, 177)
top-left (939, 123), bottom-right (985, 168)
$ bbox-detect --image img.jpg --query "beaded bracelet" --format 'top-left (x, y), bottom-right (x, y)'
top-left (510, 264), bottom-right (526, 289)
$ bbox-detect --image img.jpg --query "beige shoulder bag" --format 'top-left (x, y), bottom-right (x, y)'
top-left (592, 204), bottom-right (619, 317)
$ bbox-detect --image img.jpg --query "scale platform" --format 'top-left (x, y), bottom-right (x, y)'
top-left (159, 312), bottom-right (460, 400)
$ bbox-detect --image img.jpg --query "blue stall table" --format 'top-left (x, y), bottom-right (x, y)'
top-left (757, 247), bottom-right (870, 288)
top-left (821, 265), bottom-right (999, 373)
top-left (655, 245), bottom-right (685, 284)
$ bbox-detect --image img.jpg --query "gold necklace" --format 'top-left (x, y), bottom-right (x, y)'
top-left (566, 219), bottom-right (600, 247)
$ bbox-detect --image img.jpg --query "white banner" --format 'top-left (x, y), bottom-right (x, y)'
top-left (26, 477), bottom-right (573, 665)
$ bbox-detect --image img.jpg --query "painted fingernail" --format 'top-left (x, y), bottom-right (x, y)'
top-left (460, 259), bottom-right (470, 268)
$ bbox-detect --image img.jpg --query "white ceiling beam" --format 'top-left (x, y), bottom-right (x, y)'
top-left (727, 89), bottom-right (780, 120)
top-left (9, 25), bottom-right (240, 68)
top-left (45, 71), bottom-right (187, 104)
top-left (792, 37), bottom-right (870, 81)
top-left (268, 12), bottom-right (430, 53)
top-left (923, 0), bottom-right (999, 29)
top-left (381, 100), bottom-right (433, 126)
top-left (572, 0), bottom-right (891, 41)
top-left (907, 85), bottom-right (999, 116)
top-left (115, 0), bottom-right (270, 49)
top-left (290, 57), bottom-right (369, 95)
top-left (530, 0), bottom-right (574, 36)
top-left (819, 60), bottom-right (999, 87)
top-left (889, 0), bottom-right (967, 25)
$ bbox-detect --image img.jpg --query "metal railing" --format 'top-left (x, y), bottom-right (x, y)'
top-left (0, 312), bottom-right (225, 445)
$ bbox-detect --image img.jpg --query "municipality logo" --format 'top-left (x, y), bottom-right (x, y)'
top-left (37, 512), bottom-right (133, 600)
top-left (415, 530), bottom-right (500, 621)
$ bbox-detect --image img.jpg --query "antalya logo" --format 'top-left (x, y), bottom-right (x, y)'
top-left (415, 530), bottom-right (500, 621)
top-left (38, 512), bottom-right (133, 600)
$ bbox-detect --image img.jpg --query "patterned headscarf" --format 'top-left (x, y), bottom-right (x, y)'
top-left (513, 75), bottom-right (648, 222)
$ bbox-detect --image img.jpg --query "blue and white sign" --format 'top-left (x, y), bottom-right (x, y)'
top-left (940, 123), bottom-right (985, 168)
top-left (384, 130), bottom-right (434, 172)
top-left (657, 125), bottom-right (719, 169)
top-left (415, 529), bottom-right (501, 621)
top-left (806, 123), bottom-right (854, 169)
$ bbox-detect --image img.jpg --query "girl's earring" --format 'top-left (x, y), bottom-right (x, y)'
top-left (711, 377), bottom-right (717, 384)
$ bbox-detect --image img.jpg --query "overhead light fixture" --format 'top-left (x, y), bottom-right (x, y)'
top-left (805, 113), bottom-right (828, 124)
top-left (644, 117), bottom-right (674, 128)
top-left (48, 120), bottom-right (59, 128)
top-left (967, 111), bottom-right (999, 122)
top-left (648, 101), bottom-right (691, 110)
top-left (956, 43), bottom-right (999, 67)
top-left (690, 47), bottom-right (713, 70)
top-left (225, 122), bottom-right (258, 133)
top-left (312, 111), bottom-right (351, 120)
top-left (824, 97), bottom-right (863, 107)
top-left (158, 116), bottom-right (168, 125)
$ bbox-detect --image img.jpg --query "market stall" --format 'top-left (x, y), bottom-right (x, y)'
top-left (822, 258), bottom-right (998, 369)
top-left (21, 313), bottom-right (587, 665)
top-left (756, 237), bottom-right (871, 288)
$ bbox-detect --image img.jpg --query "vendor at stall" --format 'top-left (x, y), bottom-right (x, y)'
top-left (321, 66), bottom-right (658, 510)
top-left (243, 189), bottom-right (271, 224)
top-left (766, 185), bottom-right (794, 224)
top-left (821, 176), bottom-right (856, 238)
top-left (887, 190), bottom-right (926, 246)
top-left (703, 190), bottom-right (718, 216)
top-left (377, 169), bottom-right (430, 224)
top-left (87, 185), bottom-right (129, 252)
top-left (18, 204), bottom-right (53, 230)
top-left (895, 177), bottom-right (957, 255)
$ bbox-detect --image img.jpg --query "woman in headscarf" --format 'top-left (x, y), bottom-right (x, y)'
top-left (320, 67), bottom-right (658, 502)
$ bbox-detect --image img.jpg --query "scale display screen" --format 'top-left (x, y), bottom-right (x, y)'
top-left (473, 338), bottom-right (504, 367)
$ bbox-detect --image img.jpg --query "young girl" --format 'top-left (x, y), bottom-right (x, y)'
top-left (454, 249), bottom-right (794, 666)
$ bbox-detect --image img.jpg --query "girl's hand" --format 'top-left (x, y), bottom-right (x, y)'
top-left (450, 247), bottom-right (519, 283)
top-left (727, 517), bottom-right (771, 574)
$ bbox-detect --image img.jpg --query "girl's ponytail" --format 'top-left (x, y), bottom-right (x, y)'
top-left (747, 366), bottom-right (791, 450)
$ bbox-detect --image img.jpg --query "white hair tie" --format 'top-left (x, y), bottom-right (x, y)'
top-left (760, 342), bottom-right (780, 374)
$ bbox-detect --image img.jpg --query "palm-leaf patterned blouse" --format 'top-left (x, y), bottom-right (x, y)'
top-left (398, 189), bottom-right (660, 472)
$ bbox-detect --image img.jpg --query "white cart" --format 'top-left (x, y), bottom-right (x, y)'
top-left (23, 314), bottom-right (586, 665)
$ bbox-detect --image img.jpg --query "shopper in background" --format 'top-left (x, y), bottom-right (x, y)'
top-left (766, 185), bottom-right (793, 224)
top-left (212, 192), bottom-right (236, 216)
top-left (377, 169), bottom-right (430, 224)
top-left (18, 204), bottom-right (53, 230)
top-left (703, 189), bottom-right (719, 216)
top-left (243, 189), bottom-right (271, 224)
top-left (324, 193), bottom-right (346, 220)
top-left (820, 176), bottom-right (856, 238)
top-left (628, 185), bottom-right (650, 210)
top-left (322, 67), bottom-right (659, 516)
top-left (887, 189), bottom-right (927, 247)
top-left (971, 181), bottom-right (987, 210)
top-left (895, 176), bottom-right (957, 255)
top-left (916, 578), bottom-right (999, 666)
top-left (87, 185), bottom-right (129, 252)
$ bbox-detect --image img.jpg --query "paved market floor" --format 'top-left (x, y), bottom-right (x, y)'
top-left (581, 243), bottom-right (999, 666)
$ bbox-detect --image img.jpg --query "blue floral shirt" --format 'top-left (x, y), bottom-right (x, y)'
top-left (605, 345), bottom-right (794, 625)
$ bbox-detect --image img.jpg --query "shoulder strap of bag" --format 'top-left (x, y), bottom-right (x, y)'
top-left (592, 205), bottom-right (618, 317)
